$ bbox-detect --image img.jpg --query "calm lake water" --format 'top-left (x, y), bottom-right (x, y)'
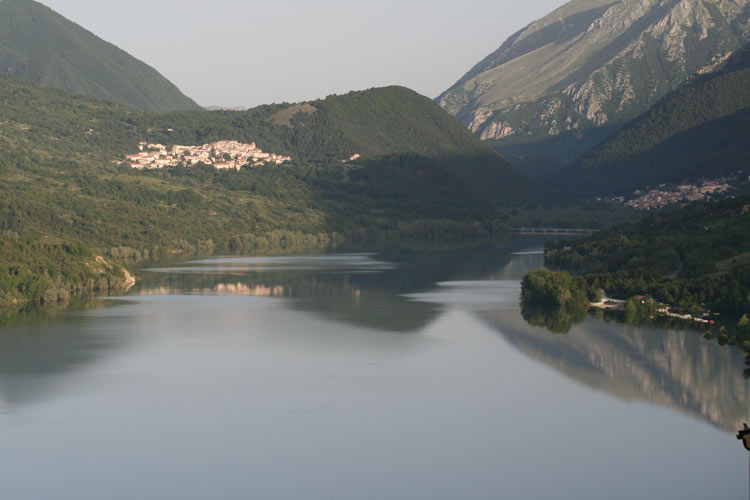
top-left (0, 236), bottom-right (748, 500)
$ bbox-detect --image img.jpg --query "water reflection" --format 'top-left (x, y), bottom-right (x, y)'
top-left (0, 245), bottom-right (517, 411)
top-left (131, 244), bottom-right (535, 334)
top-left (480, 309), bottom-right (750, 432)
top-left (520, 302), bottom-right (588, 334)
top-left (404, 281), bottom-right (521, 309)
top-left (135, 254), bottom-right (438, 333)
top-left (1, 238), bottom-right (749, 499)
top-left (0, 304), bottom-right (128, 409)
top-left (150, 253), bottom-right (397, 274)
top-left (0, 237), bottom-right (747, 437)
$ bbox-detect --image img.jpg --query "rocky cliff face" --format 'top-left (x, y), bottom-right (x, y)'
top-left (439, 0), bottom-right (750, 146)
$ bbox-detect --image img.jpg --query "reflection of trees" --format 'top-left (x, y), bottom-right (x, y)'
top-left (0, 237), bottom-right (549, 408)
top-left (0, 296), bottom-right (112, 329)
top-left (0, 303), bottom-right (128, 407)
top-left (133, 242), bottom-right (534, 333)
top-left (521, 299), bottom-right (728, 346)
top-left (520, 302), bottom-right (588, 334)
top-left (134, 267), bottom-right (439, 333)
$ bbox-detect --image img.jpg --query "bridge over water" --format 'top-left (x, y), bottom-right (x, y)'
top-left (512, 227), bottom-right (598, 236)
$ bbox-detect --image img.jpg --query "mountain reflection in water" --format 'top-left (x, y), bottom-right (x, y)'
top-left (0, 238), bottom-right (747, 434)
top-left (140, 244), bottom-right (750, 433)
top-left (481, 309), bottom-right (749, 432)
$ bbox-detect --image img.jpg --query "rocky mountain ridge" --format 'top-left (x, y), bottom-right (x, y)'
top-left (552, 42), bottom-right (750, 197)
top-left (439, 0), bottom-right (750, 155)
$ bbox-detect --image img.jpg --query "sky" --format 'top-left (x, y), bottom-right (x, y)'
top-left (41, 0), bottom-right (566, 108)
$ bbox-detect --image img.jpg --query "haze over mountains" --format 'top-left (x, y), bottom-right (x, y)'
top-left (439, 0), bottom-right (750, 168)
top-left (0, 0), bottom-right (200, 112)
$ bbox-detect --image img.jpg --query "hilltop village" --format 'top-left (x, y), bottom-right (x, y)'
top-left (124, 140), bottom-right (292, 170)
top-left (601, 178), bottom-right (735, 210)
top-left (624, 179), bottom-right (732, 210)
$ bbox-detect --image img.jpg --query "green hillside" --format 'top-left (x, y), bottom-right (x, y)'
top-left (554, 45), bottom-right (750, 197)
top-left (0, 74), bottom-right (558, 305)
top-left (0, 75), bottom-right (518, 243)
top-left (138, 86), bottom-right (555, 207)
top-left (0, 0), bottom-right (200, 111)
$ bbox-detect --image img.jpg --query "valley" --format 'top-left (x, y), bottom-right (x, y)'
top-left (0, 0), bottom-right (749, 498)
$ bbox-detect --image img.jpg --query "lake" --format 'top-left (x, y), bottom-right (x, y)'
top-left (0, 237), bottom-right (748, 500)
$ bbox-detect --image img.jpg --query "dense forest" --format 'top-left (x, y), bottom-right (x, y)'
top-left (536, 197), bottom-right (750, 350)
top-left (0, 236), bottom-right (132, 306)
top-left (519, 269), bottom-right (598, 334)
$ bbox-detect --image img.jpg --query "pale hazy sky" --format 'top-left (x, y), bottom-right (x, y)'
top-left (41, 0), bottom-right (565, 108)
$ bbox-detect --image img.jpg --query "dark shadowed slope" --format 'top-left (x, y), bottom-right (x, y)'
top-left (553, 45), bottom-right (750, 197)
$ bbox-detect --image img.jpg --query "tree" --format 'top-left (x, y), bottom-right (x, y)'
top-left (521, 270), bottom-right (586, 308)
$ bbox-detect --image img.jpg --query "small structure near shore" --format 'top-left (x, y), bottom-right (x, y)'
top-left (589, 294), bottom-right (625, 311)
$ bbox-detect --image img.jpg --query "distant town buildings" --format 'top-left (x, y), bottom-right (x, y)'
top-left (599, 178), bottom-right (734, 210)
top-left (124, 140), bottom-right (291, 170)
top-left (625, 180), bottom-right (731, 210)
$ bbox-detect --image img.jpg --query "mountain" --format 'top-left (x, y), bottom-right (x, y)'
top-left (0, 72), bottom-right (564, 305)
top-left (0, 0), bottom-right (200, 112)
top-left (438, 0), bottom-right (750, 169)
top-left (122, 85), bottom-right (559, 209)
top-left (552, 44), bottom-right (750, 197)
top-left (0, 76), bottom-right (509, 243)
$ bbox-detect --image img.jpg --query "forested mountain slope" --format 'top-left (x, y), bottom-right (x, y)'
top-left (3, 74), bottom-right (536, 245)
top-left (140, 86), bottom-right (557, 207)
top-left (0, 72), bottom-right (569, 305)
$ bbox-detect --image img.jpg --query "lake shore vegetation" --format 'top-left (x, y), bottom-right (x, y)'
top-left (521, 197), bottom-right (750, 352)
